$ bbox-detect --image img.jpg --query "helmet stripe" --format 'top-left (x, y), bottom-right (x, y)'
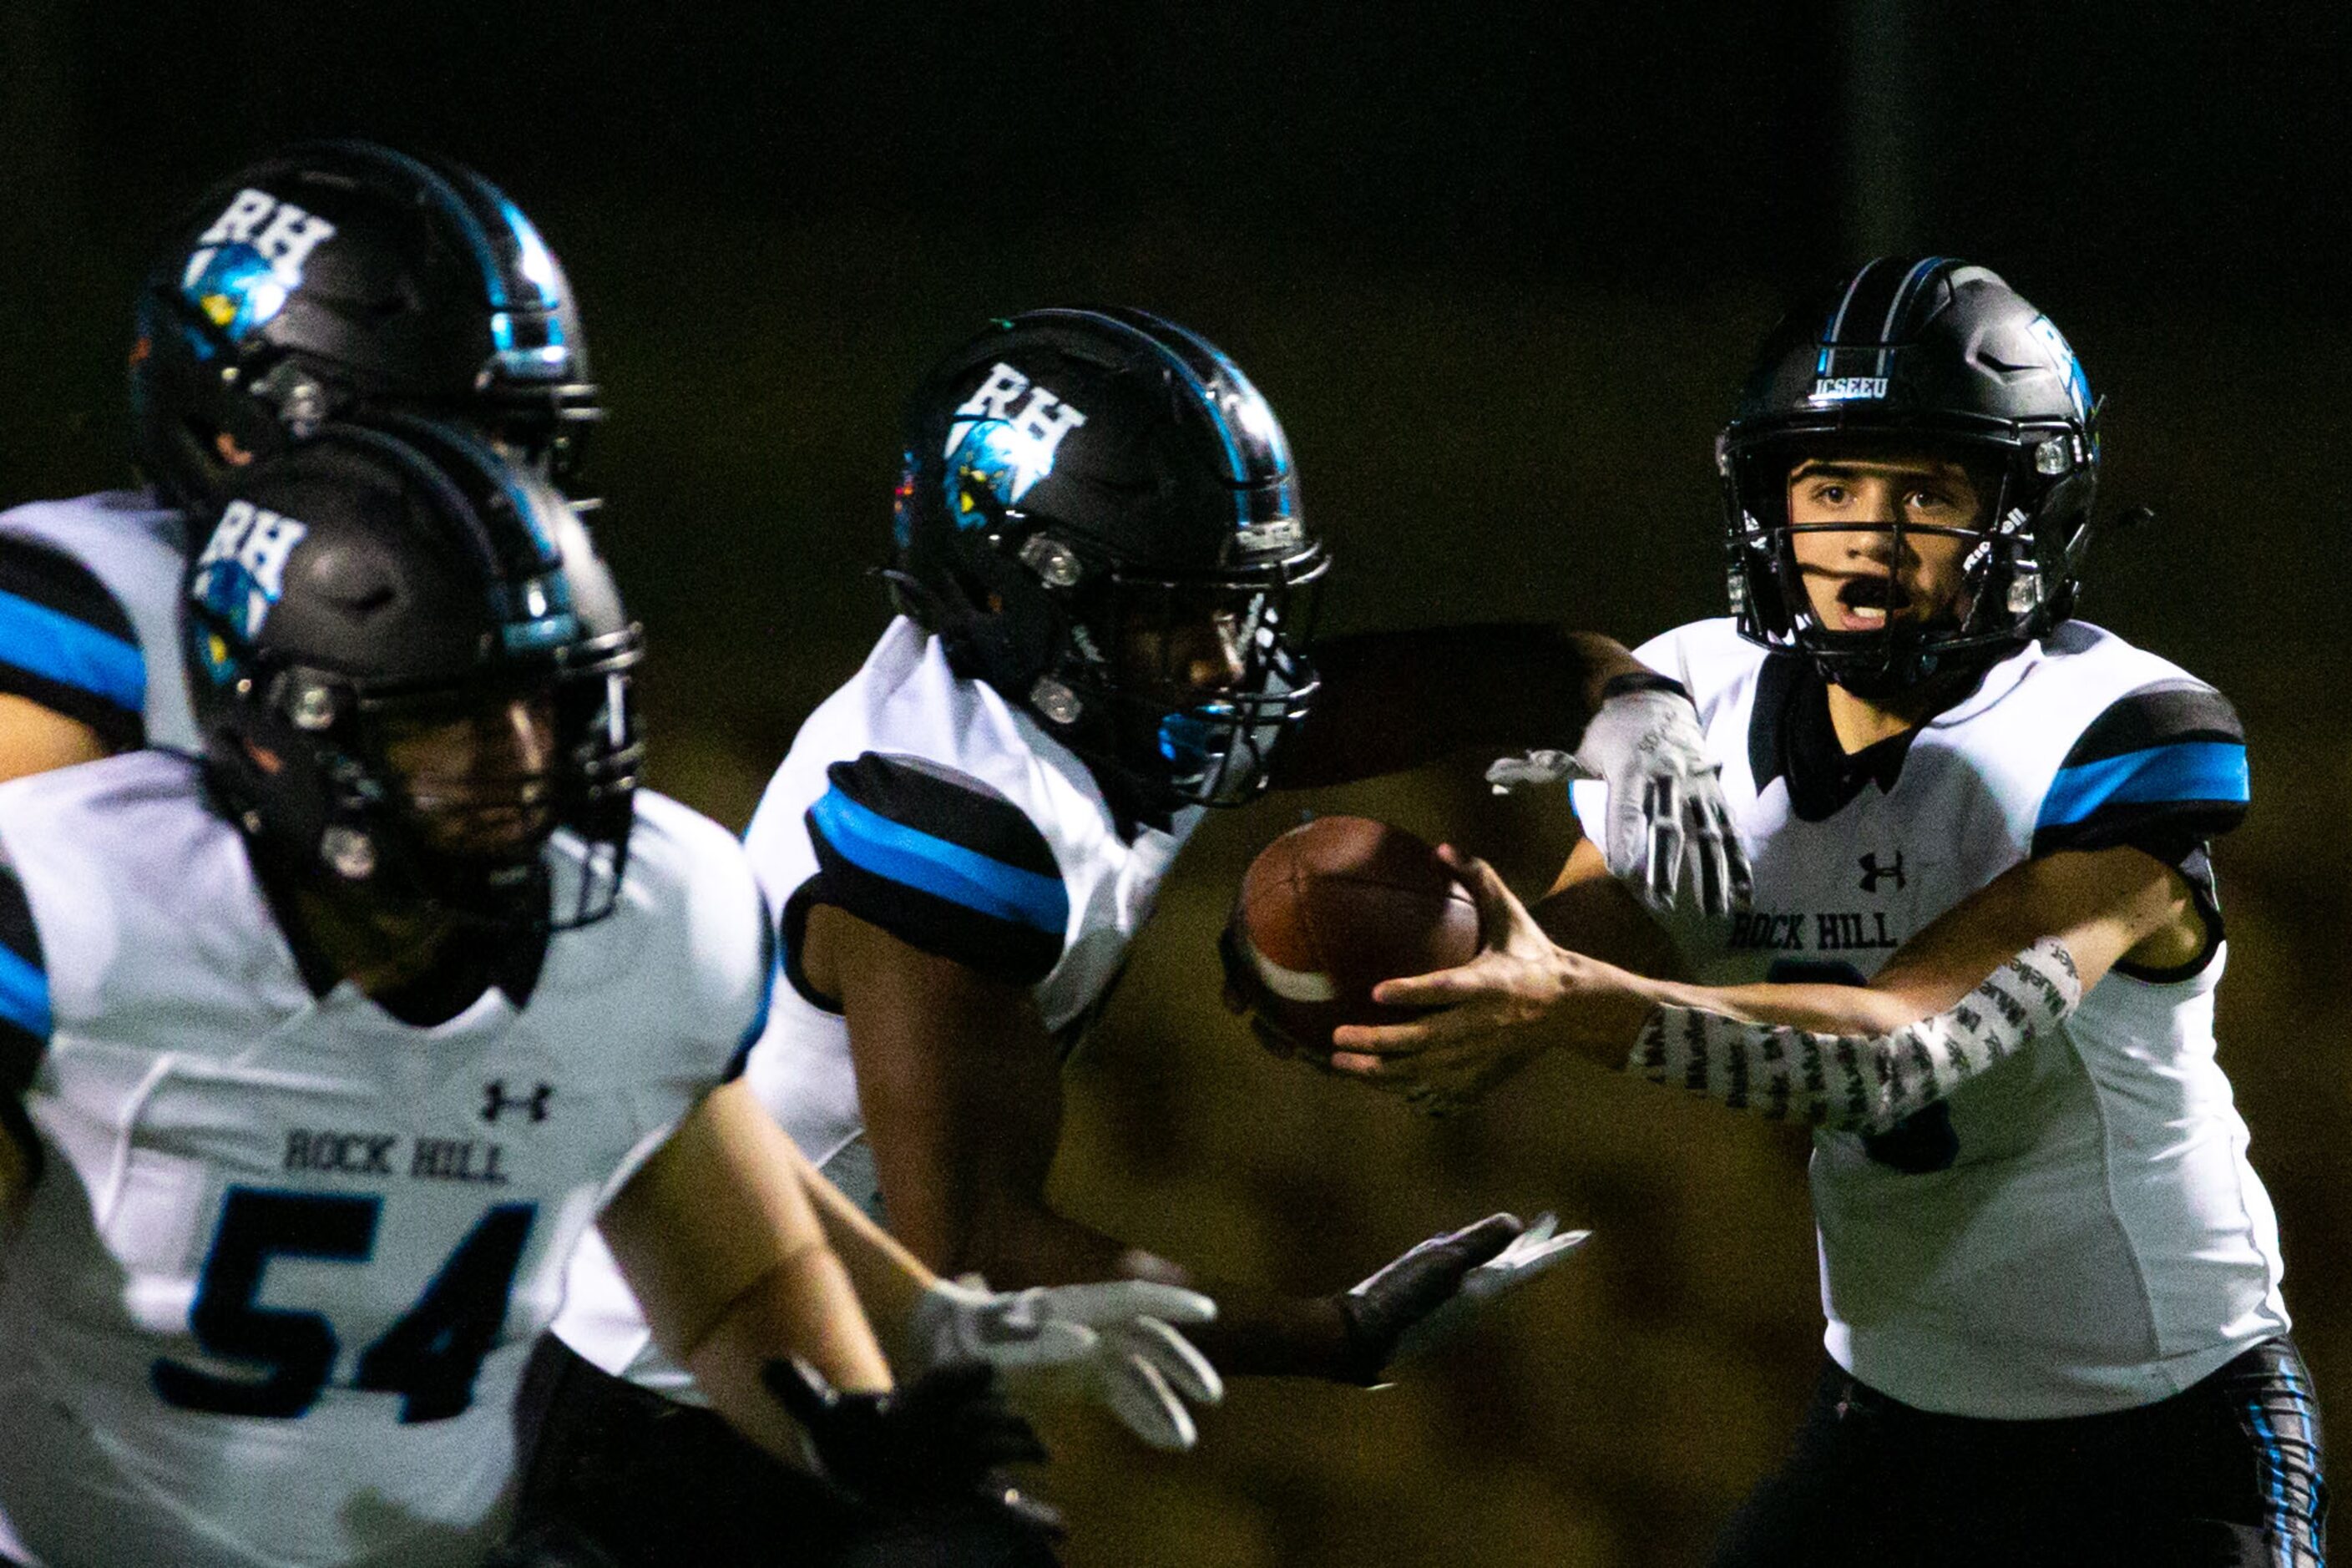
top-left (1875, 255), bottom-right (1949, 376)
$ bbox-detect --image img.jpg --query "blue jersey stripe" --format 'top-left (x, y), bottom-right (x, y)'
top-left (0, 943), bottom-right (51, 1041)
top-left (2037, 741), bottom-right (2249, 830)
top-left (810, 789), bottom-right (1070, 935)
top-left (0, 589), bottom-right (145, 714)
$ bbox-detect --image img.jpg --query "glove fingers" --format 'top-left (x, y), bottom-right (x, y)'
top-left (1645, 776), bottom-right (1684, 908)
top-left (1119, 1315), bottom-right (1225, 1405)
top-left (1106, 1353), bottom-right (1198, 1452)
top-left (1034, 1280), bottom-right (1218, 1328)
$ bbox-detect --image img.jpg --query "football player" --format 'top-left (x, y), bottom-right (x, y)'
top-left (1322, 259), bottom-right (2326, 1565)
top-left (0, 422), bottom-right (1206, 1568)
top-left (535, 306), bottom-right (1750, 1535)
top-left (0, 138), bottom-right (600, 781)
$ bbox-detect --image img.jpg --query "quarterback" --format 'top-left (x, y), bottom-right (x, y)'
top-left (0, 139), bottom-right (602, 781)
top-left (0, 422), bottom-right (1195, 1568)
top-left (1324, 259), bottom-right (2324, 1565)
top-left (535, 306), bottom-right (1748, 1554)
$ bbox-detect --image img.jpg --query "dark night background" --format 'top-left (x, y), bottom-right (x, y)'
top-left (3, 5), bottom-right (2347, 1563)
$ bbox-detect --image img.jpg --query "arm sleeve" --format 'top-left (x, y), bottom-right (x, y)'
top-left (792, 752), bottom-right (1070, 994)
top-left (0, 533), bottom-right (148, 751)
top-left (0, 847), bottom-right (53, 1182)
top-left (1627, 941), bottom-right (2083, 1134)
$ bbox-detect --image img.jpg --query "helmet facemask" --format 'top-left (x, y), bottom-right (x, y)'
top-left (1723, 425), bottom-right (2094, 698)
top-left (1066, 561), bottom-right (1328, 809)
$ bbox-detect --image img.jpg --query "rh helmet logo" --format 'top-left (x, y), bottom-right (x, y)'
top-left (941, 362), bottom-right (1089, 526)
top-left (177, 189), bottom-right (339, 346)
top-left (189, 500), bottom-right (310, 682)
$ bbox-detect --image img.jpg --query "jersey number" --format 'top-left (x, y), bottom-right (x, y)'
top-left (150, 1187), bottom-right (537, 1423)
top-left (1767, 959), bottom-right (1960, 1175)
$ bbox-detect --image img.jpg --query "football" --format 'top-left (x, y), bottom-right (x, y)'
top-left (1230, 816), bottom-right (1483, 1053)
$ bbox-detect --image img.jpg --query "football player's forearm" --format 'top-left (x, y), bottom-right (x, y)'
top-left (1277, 624), bottom-right (1646, 787)
top-left (1626, 941), bottom-right (2083, 1133)
top-left (682, 1243), bottom-right (891, 1459)
top-left (795, 1161), bottom-right (937, 1365)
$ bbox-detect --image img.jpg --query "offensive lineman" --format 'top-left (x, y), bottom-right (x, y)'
top-left (0, 420), bottom-right (1211, 1568)
top-left (532, 307), bottom-right (1753, 1548)
top-left (0, 138), bottom-right (603, 780)
top-left (1317, 259), bottom-right (2324, 1565)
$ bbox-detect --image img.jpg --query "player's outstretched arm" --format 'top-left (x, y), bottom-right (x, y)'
top-left (600, 1078), bottom-right (893, 1459)
top-left (1281, 624), bottom-right (1751, 915)
top-left (1328, 842), bottom-right (2203, 1121)
top-left (812, 903), bottom-right (1568, 1389)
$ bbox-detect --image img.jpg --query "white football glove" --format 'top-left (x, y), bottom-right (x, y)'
top-left (1387, 1212), bottom-right (1591, 1366)
top-left (1486, 685), bottom-right (1752, 916)
top-left (909, 1276), bottom-right (1224, 1453)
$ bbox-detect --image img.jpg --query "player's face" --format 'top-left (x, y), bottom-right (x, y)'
top-left (1116, 584), bottom-right (1258, 705)
top-left (377, 690), bottom-right (558, 858)
top-left (1785, 454), bottom-right (1986, 632)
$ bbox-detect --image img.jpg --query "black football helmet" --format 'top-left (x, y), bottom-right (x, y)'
top-left (184, 418), bottom-right (642, 930)
top-left (1718, 256), bottom-right (2101, 695)
top-left (132, 140), bottom-right (599, 509)
top-left (890, 306), bottom-right (1328, 816)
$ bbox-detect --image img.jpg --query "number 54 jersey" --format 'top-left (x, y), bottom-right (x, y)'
top-left (0, 751), bottom-right (771, 1568)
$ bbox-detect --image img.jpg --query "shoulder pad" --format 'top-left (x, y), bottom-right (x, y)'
top-left (802, 751), bottom-right (1069, 985)
top-left (2032, 680), bottom-right (2248, 857)
top-left (0, 531), bottom-right (146, 749)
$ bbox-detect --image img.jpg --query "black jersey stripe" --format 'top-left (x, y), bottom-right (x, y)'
top-left (823, 753), bottom-right (1063, 881)
top-left (802, 833), bottom-right (1065, 986)
top-left (0, 860), bottom-right (51, 1098)
top-left (0, 533), bottom-right (140, 640)
top-left (0, 535), bottom-right (147, 748)
top-left (2061, 682), bottom-right (2244, 767)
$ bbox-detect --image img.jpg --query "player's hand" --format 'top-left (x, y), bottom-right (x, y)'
top-left (764, 1358), bottom-right (1063, 1542)
top-left (911, 1276), bottom-right (1223, 1452)
top-left (1486, 686), bottom-right (1751, 917)
top-left (1217, 912), bottom-right (1328, 1066)
top-left (1327, 847), bottom-right (1654, 1108)
top-left (1328, 1211), bottom-right (1586, 1384)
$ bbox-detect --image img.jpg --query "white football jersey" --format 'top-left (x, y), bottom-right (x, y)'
top-left (0, 490), bottom-right (197, 754)
top-left (0, 751), bottom-right (771, 1568)
top-left (1576, 618), bottom-right (2284, 1419)
top-left (555, 615), bottom-right (1201, 1390)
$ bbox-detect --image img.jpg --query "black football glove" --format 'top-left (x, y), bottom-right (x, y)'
top-left (1216, 910), bottom-right (1327, 1066)
top-left (762, 1358), bottom-right (1064, 1544)
top-left (1328, 1214), bottom-right (1518, 1384)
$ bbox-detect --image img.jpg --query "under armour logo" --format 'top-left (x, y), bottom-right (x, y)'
top-left (482, 1080), bottom-right (553, 1124)
top-left (1859, 852), bottom-right (1906, 893)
